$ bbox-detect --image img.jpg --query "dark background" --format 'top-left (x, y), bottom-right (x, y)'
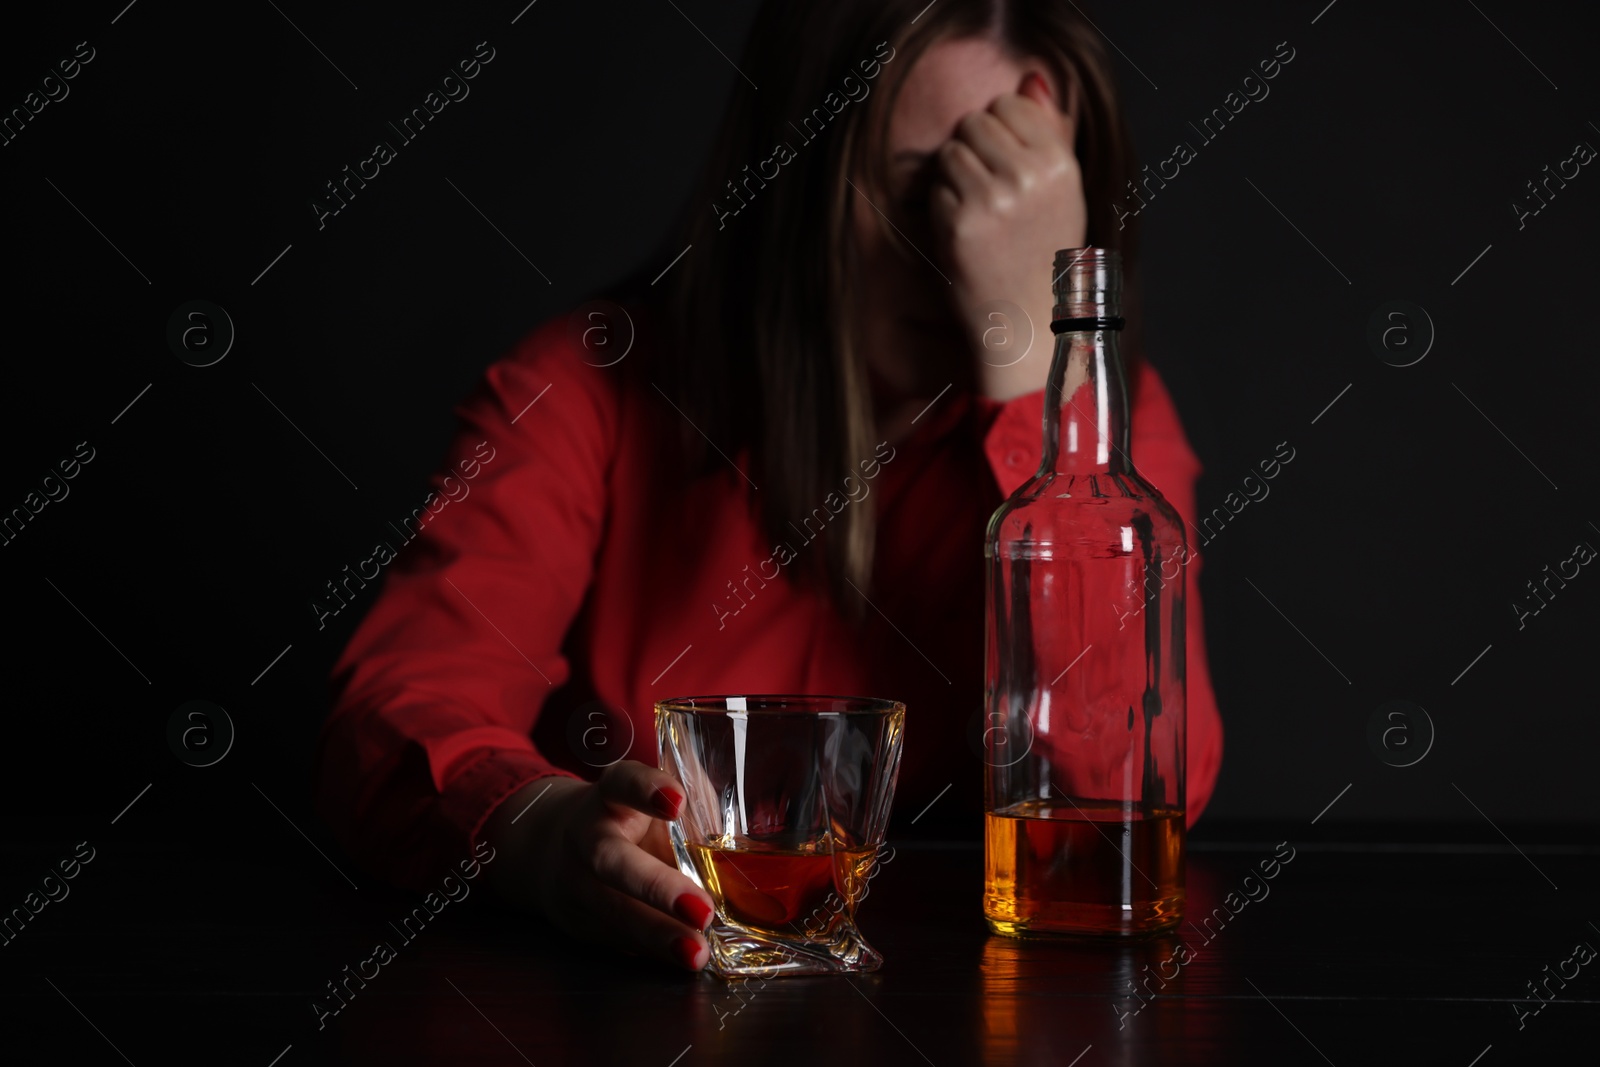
top-left (2, 0), bottom-right (1596, 861)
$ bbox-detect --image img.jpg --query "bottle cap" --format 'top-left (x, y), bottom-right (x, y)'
top-left (1051, 247), bottom-right (1121, 322)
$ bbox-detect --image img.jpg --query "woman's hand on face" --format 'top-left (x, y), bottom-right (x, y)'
top-left (929, 71), bottom-right (1088, 401)
top-left (481, 761), bottom-right (717, 972)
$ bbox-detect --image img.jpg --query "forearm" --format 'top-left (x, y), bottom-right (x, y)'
top-left (968, 295), bottom-right (1058, 403)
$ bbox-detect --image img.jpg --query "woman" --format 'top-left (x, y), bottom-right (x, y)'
top-left (315, 0), bottom-right (1222, 972)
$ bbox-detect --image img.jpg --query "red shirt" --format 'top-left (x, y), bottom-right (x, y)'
top-left (315, 309), bottom-right (1223, 890)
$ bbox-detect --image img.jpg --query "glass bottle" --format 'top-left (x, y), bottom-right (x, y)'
top-left (982, 246), bottom-right (1187, 938)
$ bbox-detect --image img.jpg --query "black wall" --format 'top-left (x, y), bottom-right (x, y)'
top-left (2, 0), bottom-right (1594, 844)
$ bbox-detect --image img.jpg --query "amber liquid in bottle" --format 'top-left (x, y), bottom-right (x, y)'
top-left (984, 799), bottom-right (1184, 937)
top-left (689, 841), bottom-right (879, 932)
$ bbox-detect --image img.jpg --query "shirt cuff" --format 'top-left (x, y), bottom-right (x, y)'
top-left (437, 747), bottom-right (584, 860)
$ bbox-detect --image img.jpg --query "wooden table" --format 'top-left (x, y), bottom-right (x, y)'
top-left (2, 820), bottom-right (1594, 1065)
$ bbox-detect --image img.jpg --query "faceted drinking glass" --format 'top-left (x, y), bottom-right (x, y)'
top-left (655, 695), bottom-right (905, 977)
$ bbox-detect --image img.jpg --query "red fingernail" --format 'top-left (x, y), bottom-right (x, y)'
top-left (651, 787), bottom-right (683, 819)
top-left (673, 892), bottom-right (715, 931)
top-left (671, 934), bottom-right (706, 970)
top-left (1022, 71), bottom-right (1050, 98)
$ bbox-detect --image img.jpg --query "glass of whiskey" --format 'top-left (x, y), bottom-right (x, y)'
top-left (655, 695), bottom-right (905, 977)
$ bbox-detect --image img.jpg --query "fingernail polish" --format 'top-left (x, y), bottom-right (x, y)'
top-left (651, 787), bottom-right (683, 819)
top-left (673, 892), bottom-right (715, 931)
top-left (672, 934), bottom-right (705, 970)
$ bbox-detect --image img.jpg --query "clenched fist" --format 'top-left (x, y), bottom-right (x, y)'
top-left (930, 70), bottom-right (1087, 401)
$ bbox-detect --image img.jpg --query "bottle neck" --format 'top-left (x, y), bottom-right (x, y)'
top-left (1042, 319), bottom-right (1130, 475)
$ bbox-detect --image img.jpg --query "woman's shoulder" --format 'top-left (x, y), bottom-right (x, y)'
top-left (474, 297), bottom-right (663, 436)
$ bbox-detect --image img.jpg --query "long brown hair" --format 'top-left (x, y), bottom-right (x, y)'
top-left (617, 0), bottom-right (1144, 612)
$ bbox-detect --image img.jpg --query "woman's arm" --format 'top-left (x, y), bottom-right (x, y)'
top-left (313, 315), bottom-right (617, 890)
top-left (313, 314), bottom-right (727, 971)
top-left (1123, 363), bottom-right (1224, 823)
